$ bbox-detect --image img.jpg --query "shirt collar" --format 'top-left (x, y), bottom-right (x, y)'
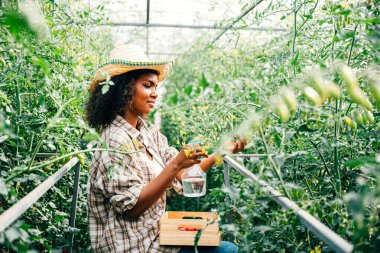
top-left (111, 115), bottom-right (167, 168)
top-left (112, 115), bottom-right (147, 140)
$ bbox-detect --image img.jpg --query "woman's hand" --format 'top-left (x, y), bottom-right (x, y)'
top-left (127, 147), bottom-right (207, 219)
top-left (224, 136), bottom-right (247, 153)
top-left (170, 148), bottom-right (208, 173)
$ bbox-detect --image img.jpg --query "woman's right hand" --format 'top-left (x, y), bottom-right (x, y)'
top-left (170, 148), bottom-right (208, 173)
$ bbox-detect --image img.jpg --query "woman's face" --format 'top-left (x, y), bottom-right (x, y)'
top-left (129, 72), bottom-right (159, 115)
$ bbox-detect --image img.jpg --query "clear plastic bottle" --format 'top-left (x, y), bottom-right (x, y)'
top-left (182, 164), bottom-right (206, 197)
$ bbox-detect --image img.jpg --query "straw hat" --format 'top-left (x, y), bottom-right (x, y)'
top-left (89, 44), bottom-right (173, 93)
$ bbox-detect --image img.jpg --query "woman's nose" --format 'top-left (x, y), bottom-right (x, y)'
top-left (151, 88), bottom-right (158, 98)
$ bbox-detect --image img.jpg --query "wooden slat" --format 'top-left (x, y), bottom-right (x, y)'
top-left (159, 211), bottom-right (220, 246)
top-left (167, 211), bottom-right (218, 220)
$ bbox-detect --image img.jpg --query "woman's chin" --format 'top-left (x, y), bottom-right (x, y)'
top-left (143, 108), bottom-right (153, 114)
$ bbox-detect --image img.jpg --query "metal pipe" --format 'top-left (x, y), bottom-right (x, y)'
top-left (0, 158), bottom-right (79, 233)
top-left (229, 154), bottom-right (274, 158)
top-left (223, 155), bottom-right (353, 253)
top-left (148, 52), bottom-right (182, 56)
top-left (146, 0), bottom-right (150, 56)
top-left (93, 22), bottom-right (287, 32)
top-left (146, 0), bottom-right (150, 24)
top-left (67, 162), bottom-right (81, 253)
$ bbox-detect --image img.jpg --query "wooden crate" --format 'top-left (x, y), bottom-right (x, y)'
top-left (159, 211), bottom-right (220, 246)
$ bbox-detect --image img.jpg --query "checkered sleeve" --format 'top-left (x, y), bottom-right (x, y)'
top-left (95, 137), bottom-right (145, 214)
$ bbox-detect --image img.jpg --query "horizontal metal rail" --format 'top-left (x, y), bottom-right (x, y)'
top-left (0, 157), bottom-right (79, 233)
top-left (92, 22), bottom-right (288, 32)
top-left (229, 154), bottom-right (274, 158)
top-left (223, 155), bottom-right (353, 253)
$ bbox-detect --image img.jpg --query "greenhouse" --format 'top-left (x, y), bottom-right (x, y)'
top-left (0, 0), bottom-right (379, 252)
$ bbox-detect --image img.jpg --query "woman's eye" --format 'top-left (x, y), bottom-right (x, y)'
top-left (144, 83), bottom-right (158, 90)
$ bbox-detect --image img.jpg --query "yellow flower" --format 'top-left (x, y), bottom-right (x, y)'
top-left (214, 153), bottom-right (224, 166)
top-left (193, 136), bottom-right (201, 141)
top-left (345, 117), bottom-right (352, 126)
top-left (184, 149), bottom-right (191, 158)
top-left (120, 142), bottom-right (134, 152)
top-left (132, 138), bottom-right (143, 149)
top-left (310, 246), bottom-right (321, 253)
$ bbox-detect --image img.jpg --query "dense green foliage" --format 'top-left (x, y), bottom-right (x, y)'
top-left (0, 1), bottom-right (109, 251)
top-left (161, 1), bottom-right (380, 252)
top-left (0, 0), bottom-right (379, 252)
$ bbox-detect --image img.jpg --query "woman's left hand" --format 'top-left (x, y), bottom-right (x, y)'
top-left (224, 137), bottom-right (247, 153)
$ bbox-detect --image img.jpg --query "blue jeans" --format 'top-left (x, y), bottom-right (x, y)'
top-left (178, 241), bottom-right (238, 253)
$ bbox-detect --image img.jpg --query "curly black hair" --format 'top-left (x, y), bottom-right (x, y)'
top-left (85, 69), bottom-right (158, 132)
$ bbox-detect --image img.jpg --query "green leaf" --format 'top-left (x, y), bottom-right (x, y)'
top-left (254, 225), bottom-right (273, 233)
top-left (48, 201), bottom-right (57, 209)
top-left (4, 227), bottom-right (20, 242)
top-left (0, 178), bottom-right (8, 195)
top-left (336, 9), bottom-right (351, 16)
top-left (101, 84), bottom-right (110, 94)
top-left (297, 124), bottom-right (317, 132)
top-left (214, 83), bottom-right (220, 93)
top-left (184, 85), bottom-right (192, 96)
top-left (291, 51), bottom-right (299, 66)
top-left (0, 135), bottom-right (8, 143)
top-left (169, 93), bottom-right (178, 104)
top-left (344, 157), bottom-right (377, 168)
top-left (249, 92), bottom-right (257, 100)
top-left (83, 132), bottom-right (97, 142)
top-left (199, 73), bottom-right (209, 89)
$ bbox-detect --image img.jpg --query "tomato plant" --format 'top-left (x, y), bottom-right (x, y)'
top-left (1, 0), bottom-right (379, 252)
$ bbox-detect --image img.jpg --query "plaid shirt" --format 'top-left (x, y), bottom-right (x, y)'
top-left (87, 115), bottom-right (182, 253)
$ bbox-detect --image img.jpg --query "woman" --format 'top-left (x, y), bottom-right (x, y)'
top-left (85, 44), bottom-right (245, 253)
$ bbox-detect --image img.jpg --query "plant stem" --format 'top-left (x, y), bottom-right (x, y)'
top-left (26, 98), bottom-right (75, 172)
top-left (15, 64), bottom-right (22, 166)
top-left (296, 0), bottom-right (319, 32)
top-left (259, 127), bottom-right (291, 199)
top-left (333, 24), bottom-right (358, 196)
top-left (309, 140), bottom-right (330, 177)
top-left (347, 25), bottom-right (358, 66)
top-left (292, 0), bottom-right (297, 78)
top-left (6, 148), bottom-right (142, 182)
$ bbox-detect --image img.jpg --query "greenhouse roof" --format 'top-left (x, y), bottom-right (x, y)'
top-left (84, 0), bottom-right (289, 59)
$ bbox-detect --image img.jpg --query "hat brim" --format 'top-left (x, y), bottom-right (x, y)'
top-left (89, 60), bottom-right (173, 93)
